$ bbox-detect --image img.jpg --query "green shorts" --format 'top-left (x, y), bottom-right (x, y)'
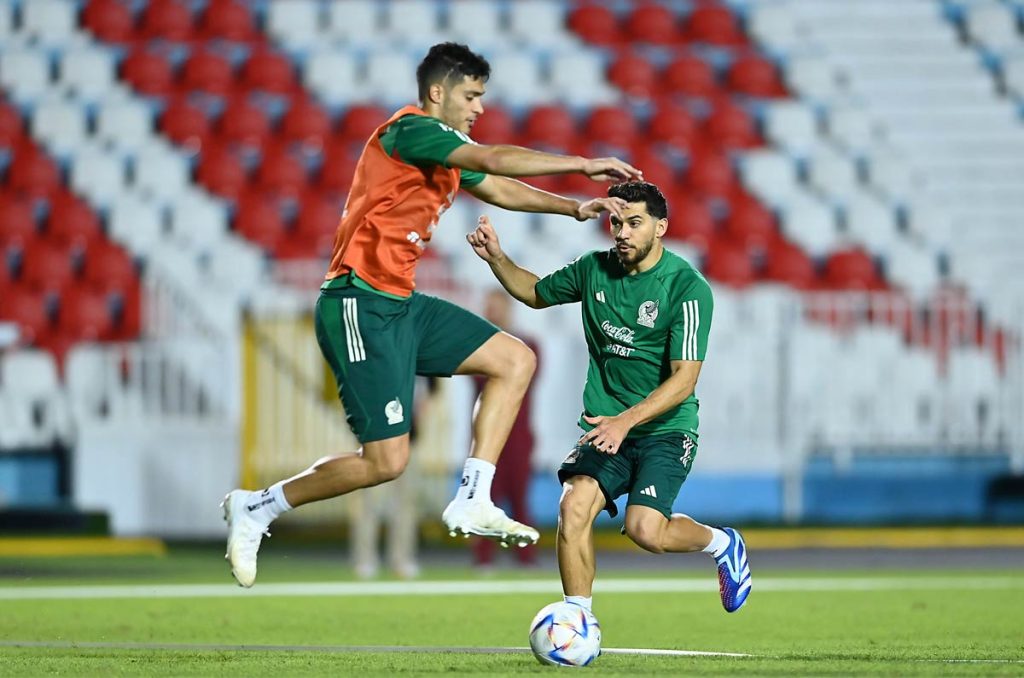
top-left (315, 283), bottom-right (499, 443)
top-left (558, 433), bottom-right (697, 518)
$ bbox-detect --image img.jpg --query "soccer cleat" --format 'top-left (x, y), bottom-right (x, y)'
top-left (221, 490), bottom-right (271, 588)
top-left (714, 527), bottom-right (752, 612)
top-left (442, 500), bottom-right (540, 548)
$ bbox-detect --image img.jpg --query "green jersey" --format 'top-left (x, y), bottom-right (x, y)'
top-left (535, 247), bottom-right (714, 438)
top-left (378, 113), bottom-right (487, 187)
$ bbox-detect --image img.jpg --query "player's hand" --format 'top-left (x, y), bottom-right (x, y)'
top-left (580, 414), bottom-right (633, 455)
top-left (466, 215), bottom-right (504, 263)
top-left (575, 197), bottom-right (628, 222)
top-left (581, 157), bottom-right (643, 183)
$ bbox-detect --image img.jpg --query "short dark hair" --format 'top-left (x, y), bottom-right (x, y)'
top-left (608, 181), bottom-right (669, 220)
top-left (416, 42), bottom-right (491, 101)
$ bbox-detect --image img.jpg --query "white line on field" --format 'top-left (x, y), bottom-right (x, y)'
top-left (0, 640), bottom-right (752, 657)
top-left (0, 576), bottom-right (1021, 600)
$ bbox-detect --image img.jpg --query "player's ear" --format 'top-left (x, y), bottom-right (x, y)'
top-left (427, 82), bottom-right (445, 105)
top-left (656, 218), bottom-right (668, 238)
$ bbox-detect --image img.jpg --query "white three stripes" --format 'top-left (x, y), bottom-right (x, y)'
top-left (343, 298), bottom-right (366, 362)
top-left (681, 299), bottom-right (699, 360)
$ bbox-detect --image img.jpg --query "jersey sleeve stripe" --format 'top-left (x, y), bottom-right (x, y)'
top-left (690, 299), bottom-right (700, 360)
top-left (681, 299), bottom-right (692, 360)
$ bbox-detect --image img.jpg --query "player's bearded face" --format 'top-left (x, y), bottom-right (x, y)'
top-left (440, 76), bottom-right (486, 135)
top-left (611, 206), bottom-right (659, 266)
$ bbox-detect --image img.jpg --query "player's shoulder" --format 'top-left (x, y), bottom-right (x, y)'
top-left (659, 248), bottom-right (713, 296)
top-left (395, 113), bottom-right (474, 142)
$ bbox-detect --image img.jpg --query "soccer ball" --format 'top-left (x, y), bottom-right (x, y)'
top-left (528, 601), bottom-right (601, 667)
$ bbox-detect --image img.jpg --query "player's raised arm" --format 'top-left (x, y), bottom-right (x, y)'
top-left (466, 216), bottom-right (549, 309)
top-left (465, 175), bottom-right (629, 222)
top-left (448, 143), bottom-right (642, 182)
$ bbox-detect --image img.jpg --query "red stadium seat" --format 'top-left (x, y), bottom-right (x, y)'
top-left (159, 97), bottom-right (211, 151)
top-left (568, 3), bottom-right (622, 46)
top-left (0, 101), bottom-right (23, 148)
top-left (240, 50), bottom-right (296, 95)
top-left (607, 52), bottom-right (658, 99)
top-left (200, 0), bottom-right (256, 42)
top-left (122, 49), bottom-right (175, 97)
top-left (296, 192), bottom-right (341, 237)
top-left (684, 3), bottom-right (746, 46)
top-left (664, 194), bottom-right (716, 250)
top-left (197, 144), bottom-right (248, 200)
top-left (824, 248), bottom-right (882, 290)
top-left (234, 192), bottom-right (286, 251)
top-left (704, 238), bottom-right (755, 288)
top-left (626, 3), bottom-right (681, 45)
top-left (0, 193), bottom-right (37, 246)
top-left (469, 105), bottom-right (515, 145)
top-left (181, 50), bottom-right (235, 96)
top-left (20, 240), bottom-right (76, 290)
top-left (705, 98), bottom-right (759, 149)
top-left (726, 54), bottom-right (786, 98)
top-left (318, 143), bottom-right (359, 196)
top-left (47, 191), bottom-right (102, 247)
top-left (59, 287), bottom-right (114, 341)
top-left (764, 240), bottom-right (818, 289)
top-left (256, 146), bottom-right (307, 197)
top-left (629, 148), bottom-right (676, 190)
top-left (281, 98), bottom-right (332, 149)
top-left (647, 103), bottom-right (699, 153)
top-left (140, 0), bottom-right (194, 43)
top-left (522, 105), bottom-right (578, 149)
top-left (8, 144), bottom-right (61, 198)
top-left (337, 105), bottom-right (389, 144)
top-left (218, 96), bottom-right (271, 149)
top-left (584, 106), bottom-right (638, 150)
top-left (663, 54), bottom-right (719, 99)
top-left (683, 149), bottom-right (736, 200)
top-left (83, 0), bottom-right (135, 43)
top-left (0, 287), bottom-right (52, 344)
top-left (82, 241), bottom-right (138, 290)
top-left (724, 195), bottom-right (776, 251)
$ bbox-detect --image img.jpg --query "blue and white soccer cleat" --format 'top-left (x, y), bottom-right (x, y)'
top-left (714, 527), bottom-right (752, 612)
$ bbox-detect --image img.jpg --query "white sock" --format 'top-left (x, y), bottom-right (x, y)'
top-left (454, 458), bottom-right (495, 503)
top-left (702, 527), bottom-right (731, 558)
top-left (564, 595), bottom-right (592, 611)
top-left (245, 481), bottom-right (292, 525)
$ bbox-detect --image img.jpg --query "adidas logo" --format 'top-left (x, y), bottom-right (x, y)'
top-left (639, 485), bottom-right (658, 498)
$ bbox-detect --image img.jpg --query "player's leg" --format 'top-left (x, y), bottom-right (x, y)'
top-left (556, 475), bottom-right (606, 606)
top-left (622, 434), bottom-right (751, 612)
top-left (222, 286), bottom-right (416, 587)
top-left (412, 293), bottom-right (538, 546)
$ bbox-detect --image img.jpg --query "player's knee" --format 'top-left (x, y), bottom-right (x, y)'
top-left (625, 518), bottom-right (666, 554)
top-left (558, 493), bottom-right (592, 536)
top-left (507, 341), bottom-right (536, 385)
top-left (371, 452), bottom-right (408, 483)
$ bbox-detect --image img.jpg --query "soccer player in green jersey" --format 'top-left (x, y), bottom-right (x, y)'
top-left (467, 181), bottom-right (752, 613)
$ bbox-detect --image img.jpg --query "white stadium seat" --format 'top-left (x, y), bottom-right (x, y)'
top-left (965, 2), bottom-right (1021, 52)
top-left (486, 52), bottom-right (550, 106)
top-left (826, 106), bottom-right (884, 153)
top-left (507, 0), bottom-right (573, 47)
top-left (305, 52), bottom-right (363, 107)
top-left (807, 147), bottom-right (861, 203)
top-left (764, 101), bottom-right (820, 155)
top-left (0, 49), bottom-right (51, 102)
top-left (780, 195), bottom-right (842, 258)
top-left (447, 0), bottom-right (506, 48)
top-left (740, 150), bottom-right (801, 208)
top-left (548, 52), bottom-right (616, 106)
top-left (384, 0), bottom-right (443, 49)
top-left (365, 51), bottom-right (419, 106)
top-left (58, 47), bottom-right (116, 101)
top-left (21, 0), bottom-right (76, 46)
top-left (324, 0), bottom-right (380, 46)
top-left (170, 189), bottom-right (230, 249)
top-left (266, 0), bottom-right (321, 49)
top-left (133, 141), bottom-right (190, 204)
top-left (108, 193), bottom-right (165, 255)
top-left (843, 193), bottom-right (900, 252)
top-left (96, 100), bottom-right (154, 151)
top-left (71, 145), bottom-right (127, 208)
top-left (0, 349), bottom-right (73, 447)
top-left (32, 97), bottom-right (87, 156)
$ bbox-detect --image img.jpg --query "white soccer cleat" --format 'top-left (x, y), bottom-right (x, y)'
top-left (441, 500), bottom-right (540, 548)
top-left (221, 490), bottom-right (270, 588)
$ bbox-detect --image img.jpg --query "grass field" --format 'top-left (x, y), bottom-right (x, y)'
top-left (2, 545), bottom-right (1023, 675)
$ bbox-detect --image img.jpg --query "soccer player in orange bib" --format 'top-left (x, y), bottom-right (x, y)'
top-left (221, 43), bottom-right (642, 587)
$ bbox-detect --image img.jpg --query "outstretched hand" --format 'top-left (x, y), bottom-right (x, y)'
top-left (579, 413), bottom-right (633, 455)
top-left (576, 196), bottom-right (628, 222)
top-left (581, 157), bottom-right (644, 183)
top-left (466, 215), bottom-right (504, 263)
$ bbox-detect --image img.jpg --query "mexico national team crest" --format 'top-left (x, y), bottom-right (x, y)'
top-left (637, 299), bottom-right (660, 328)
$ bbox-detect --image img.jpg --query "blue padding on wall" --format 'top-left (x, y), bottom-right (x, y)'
top-left (0, 455), bottom-right (60, 507)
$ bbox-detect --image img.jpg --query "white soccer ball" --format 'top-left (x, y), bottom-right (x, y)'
top-left (528, 601), bottom-right (602, 667)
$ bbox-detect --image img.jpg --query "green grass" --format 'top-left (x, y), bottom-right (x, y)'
top-left (1, 545), bottom-right (1022, 675)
